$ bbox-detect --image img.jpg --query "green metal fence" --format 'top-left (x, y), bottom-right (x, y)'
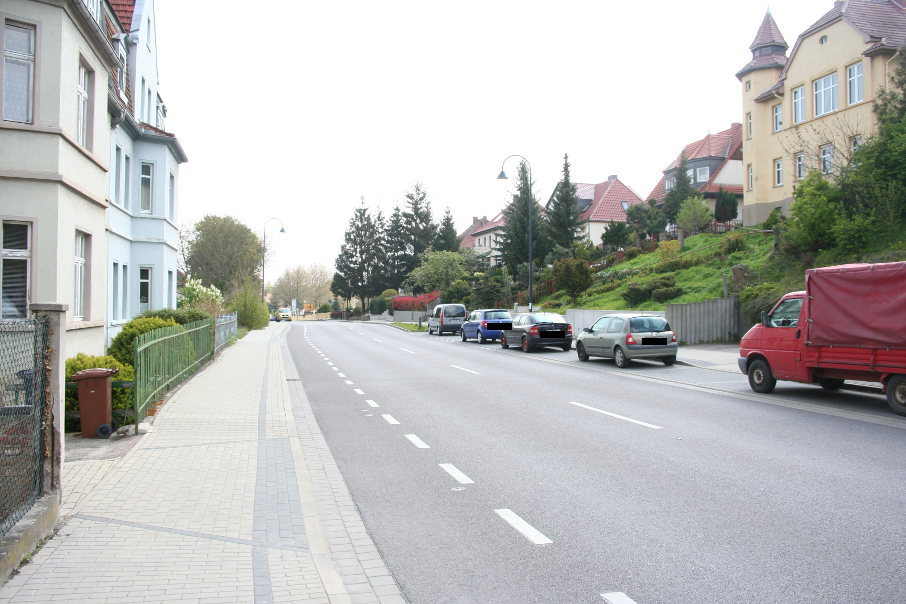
top-left (133, 319), bottom-right (212, 428)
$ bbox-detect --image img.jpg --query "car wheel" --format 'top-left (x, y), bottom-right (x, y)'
top-left (817, 378), bottom-right (843, 390)
top-left (461, 329), bottom-right (467, 342)
top-left (478, 332), bottom-right (487, 344)
top-left (576, 342), bottom-right (589, 362)
top-left (886, 375), bottom-right (906, 416)
top-left (501, 334), bottom-right (509, 349)
top-left (614, 346), bottom-right (630, 368)
top-left (662, 356), bottom-right (676, 366)
top-left (521, 337), bottom-right (532, 353)
top-left (748, 359), bottom-right (776, 394)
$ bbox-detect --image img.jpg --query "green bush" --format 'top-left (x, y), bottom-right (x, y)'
top-left (65, 353), bottom-right (135, 432)
top-left (108, 317), bottom-right (177, 366)
top-left (369, 296), bottom-right (390, 315)
top-left (229, 288), bottom-right (270, 329)
top-left (317, 303), bottom-right (332, 313)
top-left (621, 275), bottom-right (676, 306)
top-left (651, 286), bottom-right (685, 302)
top-left (142, 308), bottom-right (211, 325)
top-left (719, 234), bottom-right (746, 256)
top-left (624, 246), bottom-right (643, 260)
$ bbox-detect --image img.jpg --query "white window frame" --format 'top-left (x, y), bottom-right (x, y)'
top-left (746, 112), bottom-right (752, 138)
top-left (77, 62), bottom-right (91, 148)
top-left (3, 21), bottom-right (36, 124)
top-left (696, 167), bottom-right (710, 182)
top-left (82, 0), bottom-right (101, 23)
top-left (140, 162), bottom-right (153, 213)
top-left (820, 144), bottom-right (834, 174)
top-left (117, 40), bottom-right (128, 96)
top-left (773, 159), bottom-right (783, 187)
top-left (847, 62), bottom-right (863, 105)
top-left (124, 154), bottom-right (132, 209)
top-left (792, 86), bottom-right (805, 124)
top-left (772, 104), bottom-right (782, 132)
top-left (139, 266), bottom-right (151, 313)
top-left (747, 164), bottom-right (753, 191)
top-left (74, 231), bottom-right (88, 321)
top-left (685, 168), bottom-right (694, 182)
top-left (112, 261), bottom-right (119, 320)
top-left (795, 152), bottom-right (806, 180)
top-left (814, 73), bottom-right (838, 117)
top-left (168, 171), bottom-right (175, 220)
top-left (121, 264), bottom-right (128, 318)
top-left (666, 177), bottom-right (675, 191)
top-left (114, 145), bottom-right (122, 204)
top-left (1, 221), bottom-right (31, 319)
top-left (167, 270), bottom-right (174, 308)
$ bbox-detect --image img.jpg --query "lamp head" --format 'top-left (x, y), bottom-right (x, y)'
top-left (497, 170), bottom-right (508, 180)
top-left (279, 227), bottom-right (286, 233)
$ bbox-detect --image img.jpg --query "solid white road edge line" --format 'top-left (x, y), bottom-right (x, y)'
top-left (600, 592), bottom-right (638, 604)
top-left (365, 400), bottom-right (379, 408)
top-left (450, 364), bottom-right (480, 375)
top-left (494, 509), bottom-right (552, 545)
top-left (568, 401), bottom-right (663, 430)
top-left (382, 414), bottom-right (400, 425)
top-left (439, 463), bottom-right (474, 485)
top-left (404, 434), bottom-right (430, 449)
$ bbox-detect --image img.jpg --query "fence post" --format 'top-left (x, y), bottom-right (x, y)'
top-left (28, 303), bottom-right (67, 495)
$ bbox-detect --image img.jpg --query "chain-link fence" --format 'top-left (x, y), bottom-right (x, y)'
top-left (0, 318), bottom-right (49, 538)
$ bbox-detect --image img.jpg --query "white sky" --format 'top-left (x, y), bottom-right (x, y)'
top-left (155, 0), bottom-right (834, 281)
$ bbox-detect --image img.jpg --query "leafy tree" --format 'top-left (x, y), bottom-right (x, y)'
top-left (547, 154), bottom-right (584, 249)
top-left (552, 258), bottom-right (593, 304)
top-left (662, 153), bottom-right (696, 224)
top-left (402, 184), bottom-right (437, 274)
top-left (714, 187), bottom-right (739, 222)
top-left (272, 264), bottom-right (333, 310)
top-left (784, 171), bottom-right (843, 252)
top-left (676, 196), bottom-right (713, 235)
top-left (405, 250), bottom-right (468, 293)
top-left (229, 278), bottom-right (270, 329)
top-left (601, 221), bottom-right (632, 253)
top-left (433, 207), bottom-right (460, 252)
top-left (443, 279), bottom-right (471, 304)
top-left (186, 215), bottom-right (261, 294)
top-left (333, 201), bottom-right (386, 308)
top-left (471, 268), bottom-right (513, 309)
top-left (497, 161), bottom-right (550, 278)
top-left (179, 276), bottom-right (224, 315)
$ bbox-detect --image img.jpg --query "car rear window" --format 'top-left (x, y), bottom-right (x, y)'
top-left (443, 305), bottom-right (466, 318)
top-left (485, 311), bottom-right (511, 319)
top-left (629, 317), bottom-right (670, 332)
top-left (530, 313), bottom-right (566, 324)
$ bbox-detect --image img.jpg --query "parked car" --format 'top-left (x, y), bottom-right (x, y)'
top-left (500, 312), bottom-right (572, 352)
top-left (427, 303), bottom-right (467, 335)
top-left (461, 309), bottom-right (513, 343)
top-left (276, 307), bottom-right (292, 322)
top-left (575, 314), bottom-right (677, 367)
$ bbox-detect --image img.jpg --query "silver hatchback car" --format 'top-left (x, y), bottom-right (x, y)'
top-left (576, 314), bottom-right (677, 367)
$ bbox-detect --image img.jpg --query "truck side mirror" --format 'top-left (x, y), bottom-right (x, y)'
top-left (761, 311), bottom-right (769, 327)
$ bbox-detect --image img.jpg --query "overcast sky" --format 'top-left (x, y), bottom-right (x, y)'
top-left (155, 0), bottom-right (834, 282)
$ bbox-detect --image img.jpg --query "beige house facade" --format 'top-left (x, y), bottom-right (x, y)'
top-left (737, 1), bottom-right (906, 225)
top-left (1, 0), bottom-right (123, 354)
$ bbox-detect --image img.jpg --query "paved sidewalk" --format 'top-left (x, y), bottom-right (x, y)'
top-left (676, 343), bottom-right (741, 373)
top-left (0, 324), bottom-right (405, 604)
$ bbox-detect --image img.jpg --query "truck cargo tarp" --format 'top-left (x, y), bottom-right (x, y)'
top-left (805, 262), bottom-right (906, 348)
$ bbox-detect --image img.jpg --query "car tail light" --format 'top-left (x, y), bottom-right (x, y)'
top-left (529, 326), bottom-right (539, 335)
top-left (626, 333), bottom-right (637, 345)
top-left (566, 324), bottom-right (573, 336)
top-left (481, 321), bottom-right (488, 330)
top-left (671, 333), bottom-right (677, 343)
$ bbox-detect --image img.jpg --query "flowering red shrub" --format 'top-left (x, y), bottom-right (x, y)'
top-left (392, 291), bottom-right (440, 311)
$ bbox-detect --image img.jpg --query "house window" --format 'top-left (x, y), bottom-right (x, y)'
top-left (124, 154), bottom-right (132, 209)
top-left (814, 73), bottom-right (838, 117)
top-left (666, 177), bottom-right (675, 191)
top-left (74, 232), bottom-right (88, 321)
top-left (772, 104), bottom-right (782, 132)
top-left (773, 159), bottom-right (783, 186)
top-left (3, 21), bottom-right (35, 123)
top-left (850, 135), bottom-right (862, 154)
top-left (820, 144), bottom-right (834, 174)
top-left (167, 270), bottom-right (174, 308)
top-left (77, 63), bottom-right (92, 148)
top-left (117, 40), bottom-right (127, 96)
top-left (168, 172), bottom-right (175, 220)
top-left (792, 86), bottom-right (805, 124)
top-left (114, 145), bottom-right (123, 204)
top-left (1, 222), bottom-right (30, 319)
top-left (848, 62), bottom-right (863, 105)
top-left (139, 267), bottom-right (151, 313)
top-left (82, 0), bottom-right (100, 23)
top-left (121, 264), bottom-right (128, 318)
top-left (745, 80), bottom-right (751, 92)
top-left (686, 168), bottom-right (694, 182)
top-left (746, 112), bottom-right (752, 138)
top-left (795, 153), bottom-right (806, 180)
top-left (146, 88), bottom-right (152, 123)
top-left (696, 167), bottom-right (710, 182)
top-left (140, 77), bottom-right (146, 120)
top-left (746, 164), bottom-right (753, 190)
top-left (140, 162), bottom-right (153, 213)
top-left (112, 262), bottom-right (119, 320)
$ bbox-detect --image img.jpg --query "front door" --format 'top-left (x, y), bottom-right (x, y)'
top-left (763, 297), bottom-right (806, 380)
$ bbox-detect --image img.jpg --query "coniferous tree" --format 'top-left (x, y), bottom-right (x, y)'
top-left (547, 154), bottom-right (584, 249)
top-left (333, 200), bottom-right (385, 309)
top-left (402, 183), bottom-right (437, 274)
top-left (382, 206), bottom-right (409, 290)
top-left (714, 187), bottom-right (739, 222)
top-left (497, 162), bottom-right (549, 279)
top-left (433, 208), bottom-right (460, 252)
top-left (663, 153), bottom-right (696, 224)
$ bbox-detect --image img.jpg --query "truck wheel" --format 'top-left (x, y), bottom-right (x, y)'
top-left (748, 359), bottom-right (776, 394)
top-left (887, 375), bottom-right (906, 417)
top-left (818, 378), bottom-right (844, 390)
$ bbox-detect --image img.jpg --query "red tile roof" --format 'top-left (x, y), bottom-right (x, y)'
top-left (110, 0), bottom-right (136, 31)
top-left (647, 124), bottom-right (742, 201)
top-left (575, 177), bottom-right (644, 223)
top-left (749, 10), bottom-right (788, 50)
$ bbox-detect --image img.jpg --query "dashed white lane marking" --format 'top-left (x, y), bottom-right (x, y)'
top-left (439, 463), bottom-right (474, 484)
top-left (338, 373), bottom-right (346, 378)
top-left (365, 400), bottom-right (379, 408)
top-left (358, 332), bottom-right (365, 336)
top-left (382, 414), bottom-right (400, 425)
top-left (601, 592), bottom-right (638, 604)
top-left (353, 389), bottom-right (365, 395)
top-left (373, 338), bottom-right (383, 343)
top-left (494, 509), bottom-right (552, 545)
top-left (327, 362), bottom-right (334, 366)
top-left (331, 367), bottom-right (339, 372)
top-left (345, 380), bottom-right (354, 385)
top-left (568, 401), bottom-right (663, 430)
top-left (399, 348), bottom-right (415, 354)
top-left (450, 364), bottom-right (480, 375)
top-left (404, 434), bottom-right (430, 449)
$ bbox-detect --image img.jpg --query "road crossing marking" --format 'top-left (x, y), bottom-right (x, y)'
top-left (345, 380), bottom-right (353, 385)
top-left (404, 434), bottom-right (430, 449)
top-left (353, 389), bottom-right (365, 395)
top-left (439, 463), bottom-right (474, 484)
top-left (382, 414), bottom-right (400, 425)
top-left (601, 592), bottom-right (638, 604)
top-left (365, 400), bottom-right (379, 408)
top-left (494, 509), bottom-right (552, 545)
top-left (568, 401), bottom-right (663, 430)
top-left (450, 364), bottom-right (480, 375)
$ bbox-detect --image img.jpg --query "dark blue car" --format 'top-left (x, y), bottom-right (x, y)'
top-left (460, 309), bottom-right (513, 344)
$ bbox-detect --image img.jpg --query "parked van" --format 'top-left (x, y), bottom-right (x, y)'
top-left (428, 303), bottom-right (466, 335)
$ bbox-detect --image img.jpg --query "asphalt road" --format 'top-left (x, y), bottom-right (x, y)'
top-left (286, 321), bottom-right (906, 604)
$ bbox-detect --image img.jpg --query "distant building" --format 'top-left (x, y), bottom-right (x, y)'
top-left (737, 1), bottom-right (906, 224)
top-left (459, 213), bottom-right (505, 270)
top-left (552, 176), bottom-right (645, 246)
top-left (646, 124), bottom-right (744, 216)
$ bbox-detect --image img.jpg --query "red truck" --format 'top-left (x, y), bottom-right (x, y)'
top-left (738, 262), bottom-right (906, 416)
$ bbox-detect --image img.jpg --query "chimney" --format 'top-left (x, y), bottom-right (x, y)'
top-left (608, 175), bottom-right (618, 181)
top-left (472, 216), bottom-right (478, 223)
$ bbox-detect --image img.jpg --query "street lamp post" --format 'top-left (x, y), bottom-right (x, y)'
top-left (497, 154), bottom-right (534, 311)
top-left (261, 217), bottom-right (286, 301)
